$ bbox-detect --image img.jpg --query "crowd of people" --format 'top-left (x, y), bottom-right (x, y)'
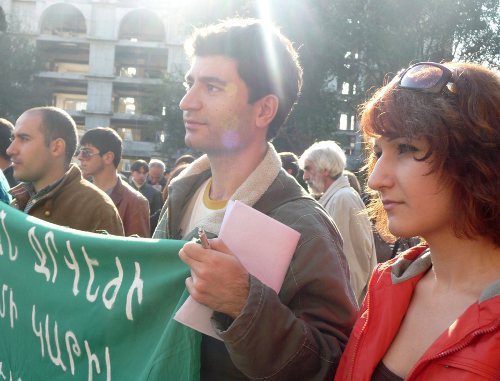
top-left (1, 16), bottom-right (498, 381)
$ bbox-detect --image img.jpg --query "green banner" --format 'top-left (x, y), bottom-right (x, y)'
top-left (0, 203), bottom-right (200, 380)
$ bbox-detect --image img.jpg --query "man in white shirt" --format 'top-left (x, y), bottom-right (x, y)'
top-left (153, 18), bottom-right (356, 380)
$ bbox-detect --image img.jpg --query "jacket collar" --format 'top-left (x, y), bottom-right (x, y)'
top-left (9, 164), bottom-right (81, 211)
top-left (390, 245), bottom-right (432, 284)
top-left (388, 244), bottom-right (500, 301)
top-left (109, 176), bottom-right (125, 205)
top-left (167, 143), bottom-right (290, 238)
top-left (319, 175), bottom-right (350, 205)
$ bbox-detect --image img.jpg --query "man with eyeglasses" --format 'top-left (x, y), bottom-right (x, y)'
top-left (7, 106), bottom-right (124, 235)
top-left (78, 127), bottom-right (150, 237)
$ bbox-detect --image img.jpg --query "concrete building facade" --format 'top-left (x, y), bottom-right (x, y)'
top-left (1, 0), bottom-right (189, 168)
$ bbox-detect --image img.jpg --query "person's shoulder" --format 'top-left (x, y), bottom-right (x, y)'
top-left (331, 185), bottom-right (365, 207)
top-left (142, 181), bottom-right (161, 195)
top-left (332, 182), bottom-right (360, 198)
top-left (67, 175), bottom-right (118, 211)
top-left (376, 244), bottom-right (430, 280)
top-left (269, 195), bottom-right (340, 245)
top-left (118, 177), bottom-right (148, 202)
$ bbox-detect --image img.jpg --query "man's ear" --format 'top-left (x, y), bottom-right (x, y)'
top-left (254, 94), bottom-right (279, 129)
top-left (50, 138), bottom-right (66, 159)
top-left (320, 168), bottom-right (330, 177)
top-left (102, 151), bottom-right (115, 165)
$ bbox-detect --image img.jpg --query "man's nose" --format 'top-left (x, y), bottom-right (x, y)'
top-left (6, 141), bottom-right (15, 157)
top-left (179, 87), bottom-right (202, 111)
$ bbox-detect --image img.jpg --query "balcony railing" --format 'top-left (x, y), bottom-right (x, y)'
top-left (122, 140), bottom-right (160, 157)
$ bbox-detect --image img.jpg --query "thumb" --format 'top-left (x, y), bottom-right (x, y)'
top-left (209, 238), bottom-right (234, 256)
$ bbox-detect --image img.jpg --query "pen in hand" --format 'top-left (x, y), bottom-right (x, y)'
top-left (198, 228), bottom-right (211, 249)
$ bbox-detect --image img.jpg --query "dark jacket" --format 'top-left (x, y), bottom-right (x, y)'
top-left (155, 168), bottom-right (357, 380)
top-left (109, 177), bottom-right (150, 237)
top-left (3, 165), bottom-right (19, 188)
top-left (130, 180), bottom-right (162, 215)
top-left (0, 169), bottom-right (11, 203)
top-left (10, 165), bottom-right (124, 236)
top-left (130, 180), bottom-right (163, 236)
top-left (147, 175), bottom-right (167, 192)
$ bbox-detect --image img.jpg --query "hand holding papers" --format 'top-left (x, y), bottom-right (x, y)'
top-left (175, 201), bottom-right (301, 339)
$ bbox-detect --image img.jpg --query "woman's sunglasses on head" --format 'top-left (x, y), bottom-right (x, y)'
top-left (395, 62), bottom-right (457, 94)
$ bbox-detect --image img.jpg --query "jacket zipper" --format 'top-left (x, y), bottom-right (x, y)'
top-left (345, 249), bottom-right (428, 380)
top-left (406, 322), bottom-right (499, 380)
top-left (347, 278), bottom-right (372, 380)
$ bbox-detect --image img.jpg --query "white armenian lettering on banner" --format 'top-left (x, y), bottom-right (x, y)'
top-left (0, 204), bottom-right (195, 380)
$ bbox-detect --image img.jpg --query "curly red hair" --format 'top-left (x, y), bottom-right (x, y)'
top-left (360, 62), bottom-right (500, 246)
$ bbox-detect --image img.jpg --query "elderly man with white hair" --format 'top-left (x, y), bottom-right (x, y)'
top-left (147, 158), bottom-right (167, 192)
top-left (300, 140), bottom-right (376, 304)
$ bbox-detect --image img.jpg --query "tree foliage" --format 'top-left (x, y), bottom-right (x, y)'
top-left (0, 31), bottom-right (50, 122)
top-left (2, 0), bottom-right (497, 157)
top-left (0, 8), bottom-right (6, 32)
top-left (328, 0), bottom-right (499, 95)
top-left (170, 0), bottom-right (499, 155)
top-left (141, 72), bottom-right (189, 160)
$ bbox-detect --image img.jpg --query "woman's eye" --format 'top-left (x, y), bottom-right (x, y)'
top-left (373, 150), bottom-right (382, 159)
top-left (397, 144), bottom-right (418, 154)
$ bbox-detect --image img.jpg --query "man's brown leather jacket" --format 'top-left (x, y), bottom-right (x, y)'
top-left (10, 165), bottom-right (124, 236)
top-left (109, 176), bottom-right (151, 237)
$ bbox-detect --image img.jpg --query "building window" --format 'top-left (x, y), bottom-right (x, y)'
top-left (116, 97), bottom-right (136, 114)
top-left (340, 114), bottom-right (348, 130)
top-left (120, 67), bottom-right (137, 77)
top-left (341, 82), bottom-right (350, 95)
top-left (117, 128), bottom-right (134, 141)
top-left (339, 114), bottom-right (355, 131)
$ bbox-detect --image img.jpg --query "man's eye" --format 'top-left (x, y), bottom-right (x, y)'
top-left (183, 81), bottom-right (192, 91)
top-left (207, 84), bottom-right (221, 92)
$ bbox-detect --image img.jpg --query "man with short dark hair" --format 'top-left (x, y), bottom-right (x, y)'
top-left (155, 18), bottom-right (356, 380)
top-left (279, 151), bottom-right (308, 190)
top-left (7, 107), bottom-right (124, 235)
top-left (0, 118), bottom-right (18, 187)
top-left (279, 151), bottom-right (300, 177)
top-left (130, 159), bottom-right (162, 234)
top-left (78, 127), bottom-right (150, 237)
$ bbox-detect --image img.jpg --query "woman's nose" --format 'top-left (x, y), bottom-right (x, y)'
top-left (367, 155), bottom-right (392, 191)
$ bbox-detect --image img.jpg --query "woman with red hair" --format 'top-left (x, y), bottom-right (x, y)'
top-left (335, 62), bottom-right (499, 380)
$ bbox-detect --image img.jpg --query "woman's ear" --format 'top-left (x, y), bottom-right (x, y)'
top-left (254, 94), bottom-right (279, 129)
